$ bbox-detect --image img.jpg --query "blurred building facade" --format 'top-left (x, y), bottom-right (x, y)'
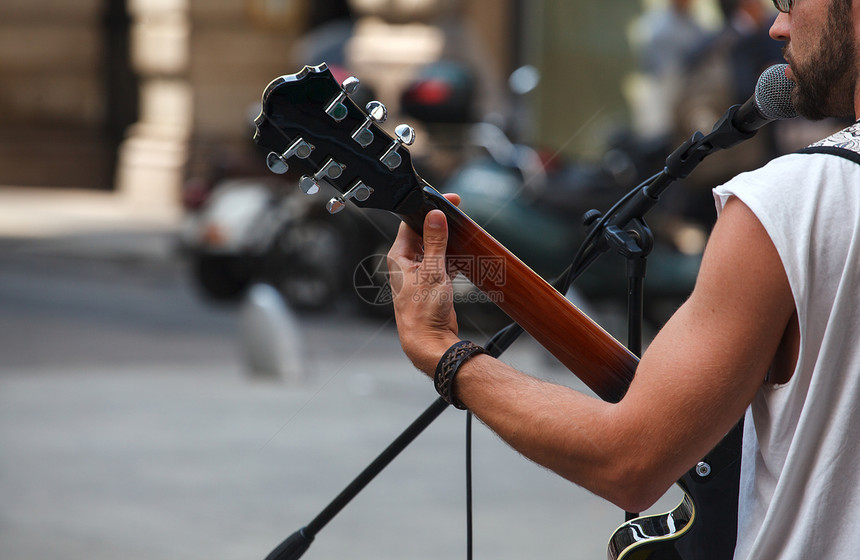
top-left (0, 1), bottom-right (135, 191)
top-left (0, 0), bottom-right (646, 211)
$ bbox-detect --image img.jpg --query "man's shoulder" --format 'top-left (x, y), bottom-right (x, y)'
top-left (715, 121), bottom-right (860, 198)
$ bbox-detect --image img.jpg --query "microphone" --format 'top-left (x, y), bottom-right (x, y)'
top-left (730, 63), bottom-right (797, 133)
top-left (634, 64), bottom-right (798, 203)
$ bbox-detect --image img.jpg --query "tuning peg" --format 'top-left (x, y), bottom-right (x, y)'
top-left (325, 76), bottom-right (361, 122)
top-left (266, 152), bottom-right (289, 174)
top-left (299, 158), bottom-right (346, 195)
top-left (379, 124), bottom-right (415, 170)
top-left (352, 101), bottom-right (388, 148)
top-left (395, 124), bottom-right (416, 145)
top-left (265, 138), bottom-right (315, 175)
top-left (343, 76), bottom-right (360, 93)
top-left (326, 198), bottom-right (345, 214)
top-left (326, 180), bottom-right (374, 214)
top-left (299, 176), bottom-right (320, 195)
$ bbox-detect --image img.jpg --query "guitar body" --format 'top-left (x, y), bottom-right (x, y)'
top-left (608, 421), bottom-right (742, 560)
top-left (254, 63), bottom-right (741, 559)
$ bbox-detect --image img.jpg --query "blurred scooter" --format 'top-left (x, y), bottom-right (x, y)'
top-left (400, 62), bottom-right (704, 328)
top-left (179, 150), bottom-right (394, 311)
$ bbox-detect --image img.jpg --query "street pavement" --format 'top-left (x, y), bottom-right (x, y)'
top-left (0, 187), bottom-right (680, 560)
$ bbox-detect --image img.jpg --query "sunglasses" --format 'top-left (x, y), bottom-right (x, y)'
top-left (772, 0), bottom-right (792, 12)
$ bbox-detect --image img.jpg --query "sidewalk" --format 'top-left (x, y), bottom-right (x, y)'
top-left (0, 185), bottom-right (676, 560)
top-left (0, 352), bottom-right (636, 560)
top-left (0, 186), bottom-right (181, 261)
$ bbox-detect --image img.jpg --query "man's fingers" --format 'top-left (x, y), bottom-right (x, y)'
top-left (422, 210), bottom-right (449, 263)
top-left (389, 193), bottom-right (457, 260)
top-left (388, 197), bottom-right (457, 283)
top-left (388, 220), bottom-right (422, 261)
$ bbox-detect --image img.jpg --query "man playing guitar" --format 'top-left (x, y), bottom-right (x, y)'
top-left (388, 1), bottom-right (860, 557)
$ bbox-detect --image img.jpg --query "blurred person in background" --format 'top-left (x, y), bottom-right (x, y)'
top-left (629, 0), bottom-right (705, 145)
top-left (672, 0), bottom-right (785, 227)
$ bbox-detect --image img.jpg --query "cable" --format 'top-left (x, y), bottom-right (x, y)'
top-left (460, 171), bottom-right (662, 559)
top-left (466, 412), bottom-right (473, 560)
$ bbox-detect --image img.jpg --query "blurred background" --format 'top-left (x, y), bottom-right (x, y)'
top-left (0, 0), bottom-right (843, 559)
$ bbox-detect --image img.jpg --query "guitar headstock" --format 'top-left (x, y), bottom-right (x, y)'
top-left (254, 63), bottom-right (427, 216)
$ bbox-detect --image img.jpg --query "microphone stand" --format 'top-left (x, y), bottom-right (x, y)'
top-left (262, 104), bottom-right (759, 560)
top-left (570, 104), bottom-right (757, 525)
top-left (484, 103), bottom-right (758, 364)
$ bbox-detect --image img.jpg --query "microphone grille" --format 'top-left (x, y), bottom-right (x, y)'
top-left (755, 64), bottom-right (798, 120)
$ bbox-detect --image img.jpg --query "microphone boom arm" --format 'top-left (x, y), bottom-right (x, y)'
top-left (606, 103), bottom-right (757, 231)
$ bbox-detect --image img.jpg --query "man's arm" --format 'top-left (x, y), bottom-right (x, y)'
top-left (388, 195), bottom-right (796, 513)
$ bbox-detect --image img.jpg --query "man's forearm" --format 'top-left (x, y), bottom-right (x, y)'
top-left (450, 354), bottom-right (671, 512)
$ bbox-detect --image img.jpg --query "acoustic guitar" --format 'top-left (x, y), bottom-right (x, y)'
top-left (254, 63), bottom-right (741, 560)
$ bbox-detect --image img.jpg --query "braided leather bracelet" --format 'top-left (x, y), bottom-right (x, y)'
top-left (434, 340), bottom-right (487, 409)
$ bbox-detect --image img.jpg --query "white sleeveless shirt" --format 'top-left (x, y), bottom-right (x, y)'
top-left (712, 121), bottom-right (860, 559)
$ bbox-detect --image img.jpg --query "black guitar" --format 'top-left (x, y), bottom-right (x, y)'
top-left (253, 63), bottom-right (741, 560)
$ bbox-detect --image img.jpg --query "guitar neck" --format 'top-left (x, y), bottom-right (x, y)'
top-left (401, 187), bottom-right (637, 403)
top-left (252, 63), bottom-right (636, 403)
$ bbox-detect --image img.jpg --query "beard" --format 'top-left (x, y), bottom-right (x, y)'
top-left (785, 0), bottom-right (857, 120)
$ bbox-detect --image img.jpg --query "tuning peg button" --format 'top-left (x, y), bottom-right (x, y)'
top-left (326, 197), bottom-right (345, 214)
top-left (326, 180), bottom-right (374, 214)
top-left (266, 152), bottom-right (289, 174)
top-left (299, 176), bottom-right (320, 195)
top-left (395, 124), bottom-right (416, 145)
top-left (380, 124), bottom-right (415, 170)
top-left (352, 101), bottom-right (388, 148)
top-left (325, 76), bottom-right (360, 122)
top-left (342, 76), bottom-right (360, 94)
